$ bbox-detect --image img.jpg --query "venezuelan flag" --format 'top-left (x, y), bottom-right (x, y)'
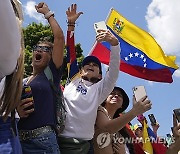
top-left (147, 127), bottom-right (167, 154)
top-left (90, 8), bottom-right (179, 83)
top-left (125, 123), bottom-right (146, 154)
top-left (142, 121), bottom-right (153, 154)
top-left (66, 31), bottom-right (79, 82)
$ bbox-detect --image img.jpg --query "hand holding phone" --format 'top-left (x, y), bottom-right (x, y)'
top-left (148, 114), bottom-right (157, 125)
top-left (132, 85), bottom-right (148, 102)
top-left (94, 21), bottom-right (107, 35)
top-left (21, 85), bottom-right (34, 111)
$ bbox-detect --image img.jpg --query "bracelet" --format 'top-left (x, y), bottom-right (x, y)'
top-left (67, 20), bottom-right (76, 27)
top-left (44, 11), bottom-right (54, 19)
top-left (67, 24), bottom-right (75, 27)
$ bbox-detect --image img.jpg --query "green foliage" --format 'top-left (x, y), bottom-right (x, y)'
top-left (23, 22), bottom-right (53, 49)
top-left (23, 22), bottom-right (84, 85)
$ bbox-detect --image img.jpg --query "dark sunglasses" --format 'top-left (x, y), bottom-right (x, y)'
top-left (33, 45), bottom-right (52, 52)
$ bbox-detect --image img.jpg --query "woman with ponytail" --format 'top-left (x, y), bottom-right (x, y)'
top-left (0, 0), bottom-right (24, 153)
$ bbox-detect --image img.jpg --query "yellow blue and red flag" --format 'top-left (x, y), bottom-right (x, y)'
top-left (66, 31), bottom-right (80, 82)
top-left (90, 8), bottom-right (179, 83)
top-left (142, 120), bottom-right (153, 154)
top-left (147, 126), bottom-right (167, 154)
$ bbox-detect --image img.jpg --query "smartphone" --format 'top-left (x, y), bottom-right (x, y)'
top-left (148, 114), bottom-right (157, 125)
top-left (21, 85), bottom-right (34, 111)
top-left (132, 85), bottom-right (148, 102)
top-left (173, 108), bottom-right (180, 122)
top-left (170, 127), bottom-right (173, 133)
top-left (94, 21), bottom-right (108, 35)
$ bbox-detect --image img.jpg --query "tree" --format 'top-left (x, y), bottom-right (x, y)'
top-left (23, 22), bottom-right (84, 86)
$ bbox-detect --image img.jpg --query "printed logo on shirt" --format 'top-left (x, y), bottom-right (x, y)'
top-left (96, 132), bottom-right (111, 149)
top-left (76, 85), bottom-right (87, 95)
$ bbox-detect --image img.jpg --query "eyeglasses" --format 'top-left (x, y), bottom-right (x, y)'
top-left (33, 45), bottom-right (52, 52)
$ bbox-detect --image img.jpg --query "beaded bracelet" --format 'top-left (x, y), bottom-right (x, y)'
top-left (67, 20), bottom-right (76, 27)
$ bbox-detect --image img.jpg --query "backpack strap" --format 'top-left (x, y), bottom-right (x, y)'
top-left (44, 66), bottom-right (54, 83)
top-left (44, 66), bottom-right (66, 111)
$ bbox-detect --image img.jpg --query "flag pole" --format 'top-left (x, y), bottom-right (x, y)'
top-left (105, 7), bottom-right (114, 23)
top-left (88, 8), bottom-right (114, 56)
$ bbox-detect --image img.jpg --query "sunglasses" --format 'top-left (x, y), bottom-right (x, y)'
top-left (33, 45), bottom-right (52, 52)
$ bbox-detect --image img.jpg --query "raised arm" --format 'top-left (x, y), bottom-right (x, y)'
top-left (0, 0), bottom-right (21, 79)
top-left (96, 96), bottom-right (151, 133)
top-left (166, 114), bottom-right (180, 154)
top-left (66, 4), bottom-right (83, 31)
top-left (35, 2), bottom-right (65, 68)
top-left (96, 30), bottom-right (120, 103)
top-left (65, 4), bottom-right (83, 80)
top-left (66, 4), bottom-right (83, 56)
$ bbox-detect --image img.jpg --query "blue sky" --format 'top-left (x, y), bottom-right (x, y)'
top-left (21, 0), bottom-right (180, 137)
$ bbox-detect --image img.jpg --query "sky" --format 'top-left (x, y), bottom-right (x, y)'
top-left (21, 0), bottom-right (180, 137)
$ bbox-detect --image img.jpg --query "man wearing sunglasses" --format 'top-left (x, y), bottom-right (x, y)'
top-left (33, 45), bottom-right (52, 53)
top-left (17, 2), bottom-right (65, 154)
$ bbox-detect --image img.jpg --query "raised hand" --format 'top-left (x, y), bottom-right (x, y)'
top-left (66, 4), bottom-right (83, 23)
top-left (96, 30), bottom-right (119, 46)
top-left (35, 2), bottom-right (49, 15)
top-left (166, 114), bottom-right (180, 154)
top-left (132, 95), bottom-right (152, 116)
top-left (172, 114), bottom-right (180, 140)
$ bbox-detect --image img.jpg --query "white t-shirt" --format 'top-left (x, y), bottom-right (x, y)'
top-left (61, 44), bottom-right (120, 140)
top-left (0, 0), bottom-right (21, 80)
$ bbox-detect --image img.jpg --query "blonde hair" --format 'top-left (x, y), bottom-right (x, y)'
top-left (0, 0), bottom-right (24, 121)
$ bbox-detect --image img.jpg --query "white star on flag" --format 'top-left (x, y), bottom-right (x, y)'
top-left (140, 54), bottom-right (144, 59)
top-left (125, 57), bottom-right (129, 61)
top-left (134, 52), bottom-right (139, 57)
top-left (129, 53), bottom-right (133, 58)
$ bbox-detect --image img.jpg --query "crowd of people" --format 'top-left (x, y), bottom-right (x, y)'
top-left (0, 1), bottom-right (179, 154)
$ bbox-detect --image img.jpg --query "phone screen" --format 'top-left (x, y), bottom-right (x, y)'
top-left (173, 108), bottom-right (180, 122)
top-left (132, 86), bottom-right (148, 102)
top-left (94, 21), bottom-right (107, 35)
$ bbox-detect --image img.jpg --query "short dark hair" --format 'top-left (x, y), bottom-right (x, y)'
top-left (38, 37), bottom-right (54, 49)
